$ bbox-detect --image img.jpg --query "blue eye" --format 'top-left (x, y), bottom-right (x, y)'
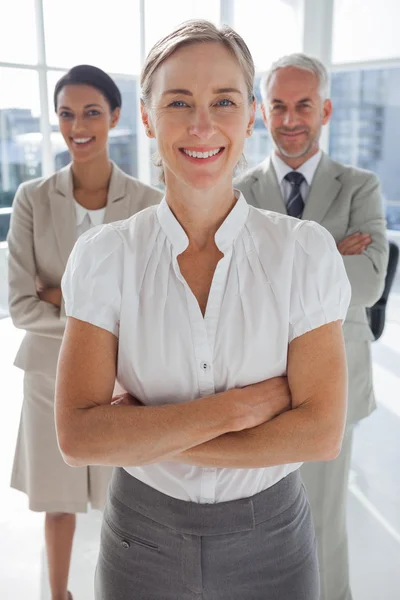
top-left (59, 111), bottom-right (72, 118)
top-left (217, 99), bottom-right (234, 107)
top-left (169, 101), bottom-right (188, 108)
top-left (87, 109), bottom-right (101, 116)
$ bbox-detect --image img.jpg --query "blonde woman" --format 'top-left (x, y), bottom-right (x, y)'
top-left (8, 65), bottom-right (162, 600)
top-left (56, 22), bottom-right (351, 600)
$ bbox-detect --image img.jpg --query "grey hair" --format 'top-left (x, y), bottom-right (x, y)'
top-left (141, 19), bottom-right (255, 106)
top-left (259, 53), bottom-right (329, 104)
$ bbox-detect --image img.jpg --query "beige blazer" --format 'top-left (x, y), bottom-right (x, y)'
top-left (235, 152), bottom-right (389, 423)
top-left (7, 161), bottom-right (163, 375)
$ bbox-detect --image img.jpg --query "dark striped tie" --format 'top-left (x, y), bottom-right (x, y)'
top-left (284, 171), bottom-right (305, 219)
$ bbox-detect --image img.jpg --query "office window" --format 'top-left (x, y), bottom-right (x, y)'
top-left (0, 68), bottom-right (41, 210)
top-left (47, 70), bottom-right (68, 169)
top-left (43, 0), bottom-right (141, 74)
top-left (110, 77), bottom-right (138, 177)
top-left (329, 67), bottom-right (400, 230)
top-left (144, 0), bottom-right (220, 53)
top-left (333, 0), bottom-right (400, 63)
top-left (0, 0), bottom-right (37, 65)
top-left (233, 0), bottom-right (302, 72)
top-left (244, 76), bottom-right (273, 170)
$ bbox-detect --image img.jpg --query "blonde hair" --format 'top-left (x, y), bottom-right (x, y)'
top-left (140, 19), bottom-right (255, 182)
top-left (141, 19), bottom-right (255, 106)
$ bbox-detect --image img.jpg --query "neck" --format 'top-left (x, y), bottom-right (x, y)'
top-left (72, 153), bottom-right (112, 191)
top-left (275, 144), bottom-right (320, 170)
top-left (165, 175), bottom-right (237, 251)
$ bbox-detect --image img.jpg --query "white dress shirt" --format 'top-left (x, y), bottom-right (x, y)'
top-left (74, 199), bottom-right (106, 239)
top-left (271, 150), bottom-right (322, 207)
top-left (62, 193), bottom-right (351, 504)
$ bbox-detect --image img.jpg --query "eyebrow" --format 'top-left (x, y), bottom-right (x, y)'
top-left (162, 87), bottom-right (243, 97)
top-left (58, 103), bottom-right (103, 110)
top-left (271, 97), bottom-right (313, 104)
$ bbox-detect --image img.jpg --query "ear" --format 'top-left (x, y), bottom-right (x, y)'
top-left (322, 98), bottom-right (333, 125)
top-left (246, 97), bottom-right (257, 138)
top-left (110, 107), bottom-right (121, 129)
top-left (140, 100), bottom-right (155, 138)
top-left (260, 103), bottom-right (269, 129)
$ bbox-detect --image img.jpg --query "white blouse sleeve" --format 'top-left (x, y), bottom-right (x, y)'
top-left (289, 220), bottom-right (351, 343)
top-left (61, 225), bottom-right (123, 337)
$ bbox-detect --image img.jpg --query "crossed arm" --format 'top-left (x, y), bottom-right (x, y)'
top-left (336, 174), bottom-right (389, 307)
top-left (7, 185), bottom-right (66, 338)
top-left (55, 317), bottom-right (347, 470)
top-left (166, 320), bottom-right (346, 468)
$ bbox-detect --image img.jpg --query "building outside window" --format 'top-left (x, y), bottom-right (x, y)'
top-left (329, 67), bottom-right (400, 230)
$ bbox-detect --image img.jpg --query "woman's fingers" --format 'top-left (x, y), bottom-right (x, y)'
top-left (111, 393), bottom-right (142, 406)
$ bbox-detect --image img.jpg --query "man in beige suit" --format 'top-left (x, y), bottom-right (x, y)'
top-left (235, 54), bottom-right (388, 600)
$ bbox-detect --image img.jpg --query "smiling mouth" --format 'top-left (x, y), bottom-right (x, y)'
top-left (70, 137), bottom-right (95, 147)
top-left (280, 131), bottom-right (307, 138)
top-left (180, 147), bottom-right (225, 161)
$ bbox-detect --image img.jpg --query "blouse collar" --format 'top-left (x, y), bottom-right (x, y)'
top-left (74, 200), bottom-right (106, 227)
top-left (156, 190), bottom-right (249, 255)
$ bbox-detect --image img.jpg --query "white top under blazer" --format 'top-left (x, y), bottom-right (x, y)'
top-left (62, 192), bottom-right (351, 504)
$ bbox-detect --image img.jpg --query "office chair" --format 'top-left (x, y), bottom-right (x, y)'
top-left (367, 241), bottom-right (399, 341)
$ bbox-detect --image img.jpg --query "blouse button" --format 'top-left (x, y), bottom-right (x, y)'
top-left (121, 540), bottom-right (130, 549)
top-left (201, 361), bottom-right (209, 371)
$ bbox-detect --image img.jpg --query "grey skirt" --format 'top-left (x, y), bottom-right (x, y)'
top-left (95, 467), bottom-right (319, 599)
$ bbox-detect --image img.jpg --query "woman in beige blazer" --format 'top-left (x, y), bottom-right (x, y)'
top-left (7, 65), bottom-right (162, 600)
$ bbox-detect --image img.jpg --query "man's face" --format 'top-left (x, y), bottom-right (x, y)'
top-left (262, 66), bottom-right (332, 165)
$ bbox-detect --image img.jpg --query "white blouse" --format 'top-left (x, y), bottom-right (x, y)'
top-left (62, 193), bottom-right (351, 504)
top-left (74, 200), bottom-right (106, 239)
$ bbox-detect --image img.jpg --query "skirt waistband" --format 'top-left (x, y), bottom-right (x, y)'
top-left (109, 467), bottom-right (302, 536)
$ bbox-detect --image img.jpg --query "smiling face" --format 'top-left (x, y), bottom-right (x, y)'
top-left (262, 66), bottom-right (332, 168)
top-left (56, 84), bottom-right (120, 164)
top-left (141, 42), bottom-right (255, 191)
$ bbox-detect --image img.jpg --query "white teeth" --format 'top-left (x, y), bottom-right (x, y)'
top-left (73, 138), bottom-right (92, 144)
top-left (183, 148), bottom-right (221, 158)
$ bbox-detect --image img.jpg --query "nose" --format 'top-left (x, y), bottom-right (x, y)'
top-left (187, 108), bottom-right (215, 140)
top-left (70, 116), bottom-right (87, 135)
top-left (283, 109), bottom-right (298, 128)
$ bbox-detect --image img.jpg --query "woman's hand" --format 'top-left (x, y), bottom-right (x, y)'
top-left (111, 393), bottom-right (143, 407)
top-left (56, 318), bottom-right (293, 467)
top-left (37, 287), bottom-right (63, 307)
top-left (222, 376), bottom-right (292, 433)
top-left (110, 380), bottom-right (291, 427)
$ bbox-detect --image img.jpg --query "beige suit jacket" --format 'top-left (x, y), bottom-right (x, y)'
top-left (235, 152), bottom-right (389, 423)
top-left (7, 161), bottom-right (163, 374)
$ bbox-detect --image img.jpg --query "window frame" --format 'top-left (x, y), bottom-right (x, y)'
top-left (0, 0), bottom-right (398, 232)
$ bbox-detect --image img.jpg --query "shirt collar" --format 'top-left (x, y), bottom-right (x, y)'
top-left (156, 191), bottom-right (249, 255)
top-left (74, 200), bottom-right (106, 227)
top-left (271, 149), bottom-right (322, 187)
